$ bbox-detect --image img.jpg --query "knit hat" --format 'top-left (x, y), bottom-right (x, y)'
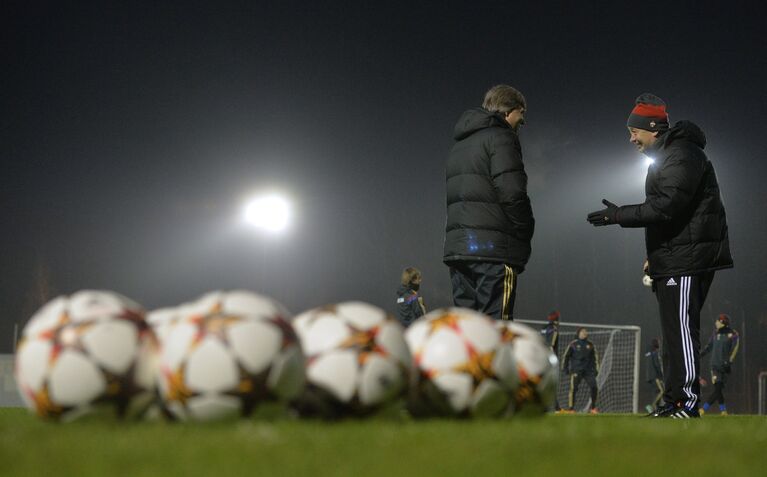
top-left (718, 314), bottom-right (731, 326)
top-left (547, 310), bottom-right (560, 322)
top-left (626, 93), bottom-right (669, 131)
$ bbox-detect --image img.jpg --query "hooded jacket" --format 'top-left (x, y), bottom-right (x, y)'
top-left (443, 108), bottom-right (535, 270)
top-left (616, 121), bottom-right (733, 278)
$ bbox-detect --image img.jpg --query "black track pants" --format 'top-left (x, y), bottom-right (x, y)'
top-left (568, 372), bottom-right (598, 410)
top-left (706, 381), bottom-right (726, 406)
top-left (449, 261), bottom-right (518, 320)
top-left (655, 272), bottom-right (714, 409)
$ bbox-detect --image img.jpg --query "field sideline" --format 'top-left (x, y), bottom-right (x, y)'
top-left (1, 408), bottom-right (765, 477)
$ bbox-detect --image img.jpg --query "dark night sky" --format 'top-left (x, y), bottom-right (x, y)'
top-left (3, 1), bottom-right (767, 400)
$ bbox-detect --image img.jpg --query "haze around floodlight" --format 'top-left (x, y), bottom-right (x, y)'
top-left (243, 195), bottom-right (291, 232)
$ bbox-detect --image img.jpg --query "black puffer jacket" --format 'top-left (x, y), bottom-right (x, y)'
top-left (617, 121), bottom-right (733, 278)
top-left (443, 108), bottom-right (534, 270)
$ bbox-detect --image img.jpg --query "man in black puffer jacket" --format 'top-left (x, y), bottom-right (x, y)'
top-left (587, 93), bottom-right (733, 418)
top-left (444, 84), bottom-right (535, 321)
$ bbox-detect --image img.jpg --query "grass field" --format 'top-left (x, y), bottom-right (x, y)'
top-left (1, 407), bottom-right (765, 477)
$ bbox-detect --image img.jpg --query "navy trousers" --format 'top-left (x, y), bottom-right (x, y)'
top-left (449, 261), bottom-right (518, 320)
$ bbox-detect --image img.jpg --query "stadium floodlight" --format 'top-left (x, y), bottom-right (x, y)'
top-left (243, 194), bottom-right (291, 232)
top-left (644, 156), bottom-right (655, 167)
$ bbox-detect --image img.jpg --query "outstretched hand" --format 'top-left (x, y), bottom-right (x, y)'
top-left (587, 199), bottom-right (620, 226)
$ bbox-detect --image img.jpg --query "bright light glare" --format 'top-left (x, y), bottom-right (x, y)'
top-left (645, 156), bottom-right (655, 166)
top-left (243, 195), bottom-right (291, 232)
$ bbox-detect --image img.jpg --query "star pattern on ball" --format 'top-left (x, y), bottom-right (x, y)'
top-left (28, 382), bottom-right (68, 419)
top-left (339, 326), bottom-right (386, 365)
top-left (163, 366), bottom-right (196, 407)
top-left (427, 313), bottom-right (461, 334)
top-left (454, 347), bottom-right (497, 386)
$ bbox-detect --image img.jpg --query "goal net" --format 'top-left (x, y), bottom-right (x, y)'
top-left (518, 320), bottom-right (641, 413)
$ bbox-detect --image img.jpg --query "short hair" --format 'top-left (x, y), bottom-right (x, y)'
top-left (401, 267), bottom-right (422, 286)
top-left (482, 84), bottom-right (526, 113)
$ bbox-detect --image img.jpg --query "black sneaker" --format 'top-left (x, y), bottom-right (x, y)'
top-left (669, 407), bottom-right (700, 419)
top-left (644, 404), bottom-right (674, 417)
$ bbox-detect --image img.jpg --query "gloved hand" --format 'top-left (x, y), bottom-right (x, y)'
top-left (587, 199), bottom-right (620, 226)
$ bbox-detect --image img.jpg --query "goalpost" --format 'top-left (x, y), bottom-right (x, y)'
top-left (518, 319), bottom-right (641, 414)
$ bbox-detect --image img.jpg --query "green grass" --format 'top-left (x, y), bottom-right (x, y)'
top-left (1, 407), bottom-right (765, 477)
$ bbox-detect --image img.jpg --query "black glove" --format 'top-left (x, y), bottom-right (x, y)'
top-left (587, 199), bottom-right (620, 226)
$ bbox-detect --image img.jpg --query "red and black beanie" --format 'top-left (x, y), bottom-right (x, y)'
top-left (547, 310), bottom-right (560, 322)
top-left (626, 93), bottom-right (669, 131)
top-left (718, 313), bottom-right (731, 326)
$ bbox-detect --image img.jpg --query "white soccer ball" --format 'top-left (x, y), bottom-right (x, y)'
top-left (147, 307), bottom-right (183, 345)
top-left (14, 290), bottom-right (158, 421)
top-left (157, 290), bottom-right (304, 421)
top-left (497, 321), bottom-right (559, 414)
top-left (405, 308), bottom-right (519, 417)
top-left (291, 301), bottom-right (411, 417)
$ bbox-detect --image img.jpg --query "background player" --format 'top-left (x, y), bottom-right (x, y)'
top-left (562, 327), bottom-right (600, 414)
top-left (700, 314), bottom-right (739, 415)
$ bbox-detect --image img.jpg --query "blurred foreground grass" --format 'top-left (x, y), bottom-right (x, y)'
top-left (1, 407), bottom-right (765, 477)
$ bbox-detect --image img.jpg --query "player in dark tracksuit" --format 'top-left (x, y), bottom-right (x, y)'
top-left (395, 267), bottom-right (426, 327)
top-left (700, 314), bottom-right (739, 415)
top-left (644, 337), bottom-right (664, 412)
top-left (562, 327), bottom-right (599, 413)
top-left (540, 311), bottom-right (561, 410)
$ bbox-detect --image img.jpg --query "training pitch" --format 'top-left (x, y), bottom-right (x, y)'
top-left (0, 408), bottom-right (764, 476)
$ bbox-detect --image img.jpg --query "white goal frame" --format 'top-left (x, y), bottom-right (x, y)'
top-left (518, 319), bottom-right (641, 414)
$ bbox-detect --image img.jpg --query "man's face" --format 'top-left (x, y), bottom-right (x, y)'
top-left (505, 107), bottom-right (526, 130)
top-left (578, 329), bottom-right (588, 339)
top-left (628, 127), bottom-right (658, 153)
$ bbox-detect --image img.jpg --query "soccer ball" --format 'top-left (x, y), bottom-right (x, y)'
top-left (497, 321), bottom-right (559, 414)
top-left (157, 290), bottom-right (304, 421)
top-left (291, 302), bottom-right (411, 417)
top-left (405, 308), bottom-right (518, 417)
top-left (14, 290), bottom-right (158, 421)
top-left (146, 306), bottom-right (183, 345)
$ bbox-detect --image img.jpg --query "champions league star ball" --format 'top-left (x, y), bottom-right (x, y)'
top-left (14, 290), bottom-right (158, 421)
top-left (497, 321), bottom-right (559, 414)
top-left (147, 307), bottom-right (183, 345)
top-left (405, 308), bottom-right (519, 417)
top-left (291, 302), bottom-right (411, 417)
top-left (158, 290), bottom-right (305, 421)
